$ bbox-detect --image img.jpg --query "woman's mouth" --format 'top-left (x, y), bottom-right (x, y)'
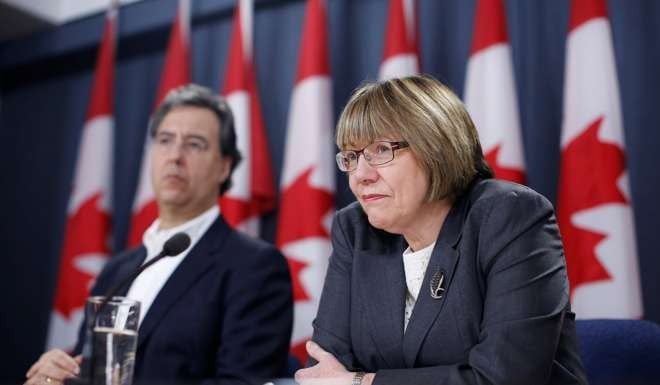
top-left (362, 194), bottom-right (387, 202)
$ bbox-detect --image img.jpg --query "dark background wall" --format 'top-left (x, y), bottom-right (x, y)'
top-left (1, 0), bottom-right (658, 381)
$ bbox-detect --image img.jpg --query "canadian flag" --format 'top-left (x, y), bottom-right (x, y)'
top-left (47, 3), bottom-right (117, 350)
top-left (276, 0), bottom-right (335, 364)
top-left (379, 0), bottom-right (419, 80)
top-left (127, 0), bottom-right (191, 247)
top-left (558, 0), bottom-right (642, 318)
top-left (220, 0), bottom-right (275, 236)
top-left (464, 0), bottom-right (526, 184)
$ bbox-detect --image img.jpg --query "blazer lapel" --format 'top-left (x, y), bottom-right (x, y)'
top-left (91, 248), bottom-right (146, 297)
top-left (401, 195), bottom-right (469, 367)
top-left (358, 234), bottom-right (407, 368)
top-left (137, 217), bottom-right (230, 348)
top-left (114, 248), bottom-right (146, 296)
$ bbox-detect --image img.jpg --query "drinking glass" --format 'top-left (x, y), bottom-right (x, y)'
top-left (79, 296), bottom-right (140, 385)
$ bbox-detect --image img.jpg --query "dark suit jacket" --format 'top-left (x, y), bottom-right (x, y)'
top-left (75, 216), bottom-right (293, 385)
top-left (312, 179), bottom-right (588, 385)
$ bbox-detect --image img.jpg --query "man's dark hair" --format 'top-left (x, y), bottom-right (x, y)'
top-left (148, 83), bottom-right (242, 195)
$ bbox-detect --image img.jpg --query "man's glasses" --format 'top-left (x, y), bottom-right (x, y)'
top-left (335, 141), bottom-right (409, 172)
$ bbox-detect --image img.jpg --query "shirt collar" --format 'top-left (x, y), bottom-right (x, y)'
top-left (142, 205), bottom-right (220, 261)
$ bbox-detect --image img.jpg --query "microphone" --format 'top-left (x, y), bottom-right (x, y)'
top-left (102, 231), bottom-right (191, 302)
top-left (161, 231), bottom-right (192, 257)
top-left (78, 232), bottom-right (191, 384)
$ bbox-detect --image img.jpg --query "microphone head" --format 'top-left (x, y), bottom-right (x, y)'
top-left (162, 232), bottom-right (191, 256)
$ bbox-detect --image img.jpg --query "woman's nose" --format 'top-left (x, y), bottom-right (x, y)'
top-left (352, 154), bottom-right (379, 183)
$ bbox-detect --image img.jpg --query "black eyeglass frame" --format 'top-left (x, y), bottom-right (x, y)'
top-left (335, 140), bottom-right (410, 172)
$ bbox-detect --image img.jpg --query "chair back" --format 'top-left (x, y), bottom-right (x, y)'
top-left (576, 319), bottom-right (660, 385)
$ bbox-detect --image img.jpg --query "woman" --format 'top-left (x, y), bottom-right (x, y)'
top-left (295, 75), bottom-right (587, 385)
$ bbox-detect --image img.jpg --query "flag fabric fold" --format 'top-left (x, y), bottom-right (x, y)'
top-left (558, 0), bottom-right (642, 318)
top-left (220, 0), bottom-right (275, 237)
top-left (464, 0), bottom-right (526, 184)
top-left (128, 0), bottom-right (191, 247)
top-left (276, 0), bottom-right (335, 365)
top-left (47, 3), bottom-right (117, 350)
top-left (379, 0), bottom-right (419, 80)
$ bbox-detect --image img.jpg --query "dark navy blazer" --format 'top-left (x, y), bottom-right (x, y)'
top-left (312, 179), bottom-right (587, 385)
top-left (75, 216), bottom-right (293, 385)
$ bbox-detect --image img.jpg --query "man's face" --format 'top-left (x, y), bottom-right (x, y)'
top-left (150, 106), bottom-right (231, 217)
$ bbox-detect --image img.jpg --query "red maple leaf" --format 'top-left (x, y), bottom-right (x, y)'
top-left (277, 167), bottom-right (334, 245)
top-left (287, 257), bottom-right (310, 302)
top-left (484, 144), bottom-right (526, 184)
top-left (220, 196), bottom-right (255, 228)
top-left (277, 167), bottom-right (334, 303)
top-left (54, 193), bottom-right (111, 318)
top-left (558, 116), bottom-right (627, 295)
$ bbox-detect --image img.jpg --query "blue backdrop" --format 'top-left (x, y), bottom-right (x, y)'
top-left (1, 0), bottom-right (659, 381)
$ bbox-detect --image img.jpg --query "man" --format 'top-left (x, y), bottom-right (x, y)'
top-left (26, 84), bottom-right (293, 385)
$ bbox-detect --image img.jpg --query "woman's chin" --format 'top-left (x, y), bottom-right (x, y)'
top-left (366, 215), bottom-right (395, 233)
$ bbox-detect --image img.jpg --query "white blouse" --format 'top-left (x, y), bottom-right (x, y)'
top-left (402, 241), bottom-right (435, 331)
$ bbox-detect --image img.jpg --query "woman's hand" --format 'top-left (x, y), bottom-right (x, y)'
top-left (24, 349), bottom-right (81, 385)
top-left (294, 341), bottom-right (374, 385)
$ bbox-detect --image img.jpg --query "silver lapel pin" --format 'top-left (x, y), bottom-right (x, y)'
top-left (430, 270), bottom-right (445, 299)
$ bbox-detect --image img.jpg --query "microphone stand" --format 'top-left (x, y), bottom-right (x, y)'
top-left (86, 255), bottom-right (165, 383)
top-left (72, 232), bottom-right (191, 385)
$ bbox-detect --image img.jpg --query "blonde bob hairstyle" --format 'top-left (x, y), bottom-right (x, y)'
top-left (336, 75), bottom-right (492, 201)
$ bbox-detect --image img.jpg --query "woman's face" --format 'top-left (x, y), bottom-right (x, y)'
top-left (347, 138), bottom-right (431, 235)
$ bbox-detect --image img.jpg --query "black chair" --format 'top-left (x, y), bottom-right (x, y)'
top-left (576, 319), bottom-right (660, 385)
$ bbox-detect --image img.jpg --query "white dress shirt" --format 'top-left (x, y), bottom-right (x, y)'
top-left (125, 205), bottom-right (219, 326)
top-left (402, 242), bottom-right (435, 331)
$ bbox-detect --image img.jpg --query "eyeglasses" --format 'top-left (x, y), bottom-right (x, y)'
top-left (335, 141), bottom-right (409, 172)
